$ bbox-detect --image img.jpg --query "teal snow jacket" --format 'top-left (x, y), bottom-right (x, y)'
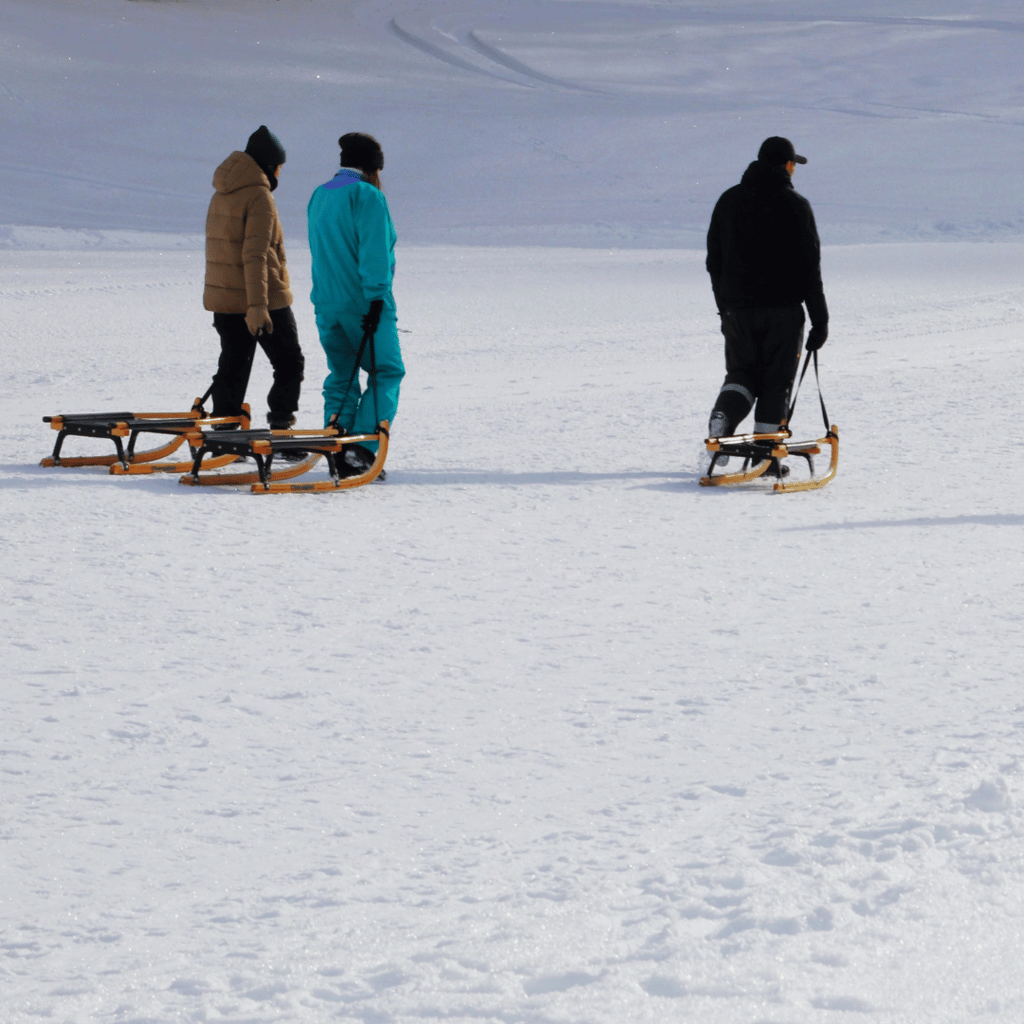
top-left (307, 168), bottom-right (397, 314)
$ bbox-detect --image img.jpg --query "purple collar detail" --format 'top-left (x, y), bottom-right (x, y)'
top-left (322, 169), bottom-right (364, 190)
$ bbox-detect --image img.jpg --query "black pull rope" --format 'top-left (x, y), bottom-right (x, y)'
top-left (328, 322), bottom-right (379, 434)
top-left (195, 380), bottom-right (216, 415)
top-left (339, 327), bottom-right (370, 423)
top-left (368, 320), bottom-right (380, 430)
top-left (784, 350), bottom-right (812, 427)
top-left (811, 351), bottom-right (833, 436)
top-left (785, 349), bottom-right (832, 436)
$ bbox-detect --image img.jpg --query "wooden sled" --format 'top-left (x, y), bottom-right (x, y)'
top-left (41, 400), bottom-right (249, 473)
top-left (179, 421), bottom-right (389, 494)
top-left (701, 350), bottom-right (838, 492)
top-left (700, 425), bottom-right (839, 492)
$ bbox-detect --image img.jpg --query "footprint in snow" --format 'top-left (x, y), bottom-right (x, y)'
top-left (524, 971), bottom-right (601, 995)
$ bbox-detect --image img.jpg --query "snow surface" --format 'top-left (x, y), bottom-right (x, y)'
top-left (3, 2), bottom-right (1024, 1023)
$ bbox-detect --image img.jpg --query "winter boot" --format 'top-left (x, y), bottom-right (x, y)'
top-left (751, 458), bottom-right (790, 479)
top-left (341, 443), bottom-right (385, 482)
top-left (268, 414), bottom-right (308, 462)
top-left (707, 411), bottom-right (732, 467)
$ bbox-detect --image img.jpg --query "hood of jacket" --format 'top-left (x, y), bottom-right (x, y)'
top-left (212, 151), bottom-right (271, 195)
top-left (739, 160), bottom-right (794, 193)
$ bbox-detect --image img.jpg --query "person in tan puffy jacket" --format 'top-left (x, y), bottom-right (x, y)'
top-left (203, 125), bottom-right (304, 429)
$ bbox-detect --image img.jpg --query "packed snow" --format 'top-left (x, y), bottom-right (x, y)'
top-left (2, 2), bottom-right (1024, 1023)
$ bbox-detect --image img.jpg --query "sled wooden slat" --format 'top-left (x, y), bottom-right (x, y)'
top-left (706, 430), bottom-right (790, 451)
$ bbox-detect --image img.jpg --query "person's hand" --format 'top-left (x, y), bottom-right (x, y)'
top-left (806, 322), bottom-right (828, 352)
top-left (245, 305), bottom-right (273, 336)
top-left (361, 299), bottom-right (384, 336)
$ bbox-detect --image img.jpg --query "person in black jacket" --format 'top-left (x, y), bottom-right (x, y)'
top-left (705, 137), bottom-right (829, 448)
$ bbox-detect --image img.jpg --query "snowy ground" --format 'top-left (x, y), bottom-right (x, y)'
top-left (4, 0), bottom-right (1024, 1021)
top-left (3, 241), bottom-right (1024, 1023)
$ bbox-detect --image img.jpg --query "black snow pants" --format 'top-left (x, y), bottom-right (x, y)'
top-left (711, 304), bottom-right (804, 432)
top-left (210, 306), bottom-right (304, 425)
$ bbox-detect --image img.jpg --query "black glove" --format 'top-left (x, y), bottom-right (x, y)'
top-left (804, 289), bottom-right (829, 351)
top-left (361, 299), bottom-right (384, 337)
top-left (806, 322), bottom-right (829, 352)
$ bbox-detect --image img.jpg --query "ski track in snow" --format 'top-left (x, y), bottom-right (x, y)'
top-left (464, 30), bottom-right (600, 93)
top-left (3, 243), bottom-right (1024, 1023)
top-left (387, 11), bottom-right (600, 93)
top-left (387, 18), bottom-right (528, 88)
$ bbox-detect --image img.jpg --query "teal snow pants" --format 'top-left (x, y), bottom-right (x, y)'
top-left (316, 307), bottom-right (405, 449)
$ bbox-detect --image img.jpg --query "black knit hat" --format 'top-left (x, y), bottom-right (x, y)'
top-left (757, 136), bottom-right (807, 165)
top-left (245, 125), bottom-right (286, 175)
top-left (339, 132), bottom-right (384, 173)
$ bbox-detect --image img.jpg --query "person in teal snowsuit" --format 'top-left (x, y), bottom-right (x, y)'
top-left (307, 133), bottom-right (404, 465)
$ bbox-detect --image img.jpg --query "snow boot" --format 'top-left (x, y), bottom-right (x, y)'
top-left (267, 414), bottom-right (309, 462)
top-left (707, 411), bottom-right (732, 466)
top-left (752, 458), bottom-right (790, 479)
top-left (342, 443), bottom-right (386, 482)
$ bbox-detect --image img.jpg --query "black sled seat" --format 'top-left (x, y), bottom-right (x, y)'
top-left (179, 421), bottom-right (389, 494)
top-left (41, 399), bottom-right (250, 473)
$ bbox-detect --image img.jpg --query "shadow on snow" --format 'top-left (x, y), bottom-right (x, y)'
top-left (786, 514), bottom-right (1024, 530)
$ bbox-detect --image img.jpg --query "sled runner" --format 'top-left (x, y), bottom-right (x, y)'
top-left (700, 350), bottom-right (839, 492)
top-left (41, 398), bottom-right (250, 472)
top-left (178, 422), bottom-right (389, 493)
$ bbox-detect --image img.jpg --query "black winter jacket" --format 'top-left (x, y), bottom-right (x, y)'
top-left (706, 161), bottom-right (828, 325)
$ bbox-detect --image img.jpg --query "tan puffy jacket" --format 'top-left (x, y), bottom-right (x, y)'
top-left (203, 151), bottom-right (293, 314)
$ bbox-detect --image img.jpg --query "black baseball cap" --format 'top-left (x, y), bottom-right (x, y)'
top-left (757, 136), bottom-right (807, 165)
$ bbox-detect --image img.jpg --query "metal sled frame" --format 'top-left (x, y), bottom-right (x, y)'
top-left (699, 350), bottom-right (839, 493)
top-left (179, 421), bottom-right (389, 494)
top-left (41, 399), bottom-right (250, 473)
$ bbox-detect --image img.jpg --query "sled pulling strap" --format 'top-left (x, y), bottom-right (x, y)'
top-left (194, 380), bottom-right (216, 416)
top-left (334, 323), bottom-right (376, 421)
top-left (786, 350), bottom-right (832, 436)
top-left (328, 317), bottom-right (381, 435)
